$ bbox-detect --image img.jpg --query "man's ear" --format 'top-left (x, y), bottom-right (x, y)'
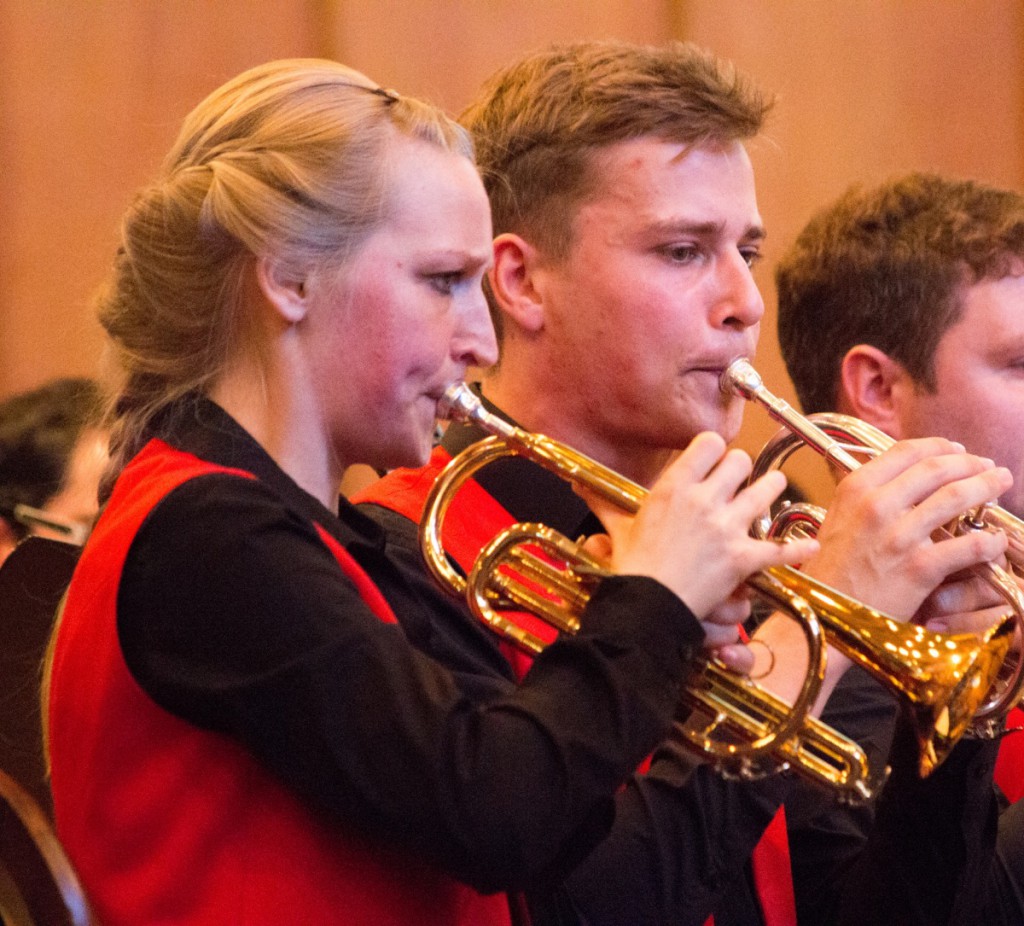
top-left (489, 233), bottom-right (546, 334)
top-left (839, 344), bottom-right (911, 438)
top-left (254, 255), bottom-right (309, 325)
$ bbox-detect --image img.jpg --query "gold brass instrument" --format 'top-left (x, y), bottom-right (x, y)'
top-left (722, 357), bottom-right (1023, 741)
top-left (417, 385), bottom-right (989, 800)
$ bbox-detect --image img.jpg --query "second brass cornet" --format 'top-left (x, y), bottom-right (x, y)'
top-left (722, 357), bottom-right (1021, 752)
top-left (418, 385), bottom-right (962, 800)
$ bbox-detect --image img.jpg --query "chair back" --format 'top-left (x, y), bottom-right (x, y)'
top-left (0, 538), bottom-right (79, 818)
top-left (0, 765), bottom-right (95, 925)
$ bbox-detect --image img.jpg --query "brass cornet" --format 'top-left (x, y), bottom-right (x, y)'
top-left (418, 384), bottom-right (1007, 797)
top-left (722, 357), bottom-right (1023, 740)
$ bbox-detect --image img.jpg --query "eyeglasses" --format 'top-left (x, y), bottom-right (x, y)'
top-left (3, 503), bottom-right (91, 546)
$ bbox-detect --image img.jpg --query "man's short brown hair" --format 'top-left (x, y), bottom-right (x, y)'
top-left (461, 39), bottom-right (772, 266)
top-left (777, 173), bottom-right (1024, 414)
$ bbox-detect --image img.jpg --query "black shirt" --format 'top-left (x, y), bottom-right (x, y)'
top-left (115, 396), bottom-right (707, 895)
top-left (359, 390), bottom-right (1002, 925)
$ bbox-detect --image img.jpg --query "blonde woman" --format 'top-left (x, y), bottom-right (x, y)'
top-left (46, 59), bottom-right (814, 925)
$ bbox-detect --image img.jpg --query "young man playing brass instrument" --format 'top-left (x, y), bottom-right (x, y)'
top-left (357, 43), bottom-right (1011, 925)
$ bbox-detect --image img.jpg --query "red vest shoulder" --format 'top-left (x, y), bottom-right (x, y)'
top-left (49, 439), bottom-right (510, 925)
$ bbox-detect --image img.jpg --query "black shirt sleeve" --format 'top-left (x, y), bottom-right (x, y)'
top-left (366, 500), bottom-right (1003, 926)
top-left (372, 499), bottom-right (796, 925)
top-left (116, 472), bottom-right (704, 892)
top-left (785, 665), bottom-right (1001, 926)
top-left (562, 740), bottom-right (795, 926)
top-left (784, 667), bottom-right (899, 924)
top-left (830, 716), bottom-right (999, 926)
top-left (558, 668), bottom-right (891, 926)
top-left (985, 791), bottom-right (1024, 924)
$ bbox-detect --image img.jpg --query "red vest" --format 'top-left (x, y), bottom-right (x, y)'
top-left (996, 707), bottom-right (1024, 803)
top-left (355, 446), bottom-right (798, 926)
top-left (48, 439), bottom-right (512, 926)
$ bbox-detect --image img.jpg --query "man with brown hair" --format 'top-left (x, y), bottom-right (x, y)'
top-left (777, 172), bottom-right (1024, 922)
top-left (777, 173), bottom-right (1024, 520)
top-left (358, 46), bottom-right (1009, 925)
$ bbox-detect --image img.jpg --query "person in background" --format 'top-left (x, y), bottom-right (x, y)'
top-left (356, 41), bottom-right (1012, 926)
top-left (776, 170), bottom-right (1024, 923)
top-left (0, 377), bottom-right (105, 562)
top-left (45, 57), bottom-right (816, 926)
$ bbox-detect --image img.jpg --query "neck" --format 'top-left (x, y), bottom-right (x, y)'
top-left (483, 368), bottom-right (675, 489)
top-left (209, 343), bottom-right (342, 509)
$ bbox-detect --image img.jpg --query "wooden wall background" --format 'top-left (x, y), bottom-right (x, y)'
top-left (1, 0), bottom-right (1021, 477)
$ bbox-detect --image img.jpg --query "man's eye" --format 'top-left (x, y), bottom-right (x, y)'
top-left (741, 248), bottom-right (763, 269)
top-left (661, 244), bottom-right (700, 264)
top-left (427, 272), bottom-right (461, 295)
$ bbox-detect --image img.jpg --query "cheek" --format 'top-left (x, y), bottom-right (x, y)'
top-left (566, 256), bottom-right (658, 330)
top-left (909, 388), bottom-right (1001, 460)
top-left (372, 329), bottom-right (450, 406)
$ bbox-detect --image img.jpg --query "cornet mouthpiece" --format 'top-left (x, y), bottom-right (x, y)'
top-left (436, 383), bottom-right (517, 439)
top-left (721, 358), bottom-right (763, 400)
top-left (437, 382), bottom-right (479, 423)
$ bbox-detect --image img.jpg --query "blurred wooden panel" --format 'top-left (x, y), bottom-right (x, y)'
top-left (0, 0), bottom-right (674, 399)
top-left (1, 0), bottom-right (1023, 454)
top-left (324, 0), bottom-right (673, 112)
top-left (679, 0), bottom-right (1024, 495)
top-left (0, 2), bottom-right (320, 396)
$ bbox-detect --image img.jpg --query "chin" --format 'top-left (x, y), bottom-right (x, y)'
top-left (390, 433), bottom-right (435, 471)
top-left (374, 411), bottom-right (436, 469)
top-left (408, 443), bottom-right (434, 469)
top-left (718, 420), bottom-right (743, 444)
top-left (713, 403), bottom-right (745, 443)
top-left (669, 393), bottom-right (742, 443)
top-left (685, 411), bottom-right (741, 445)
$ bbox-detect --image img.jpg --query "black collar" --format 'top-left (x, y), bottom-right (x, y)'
top-left (148, 395), bottom-right (388, 552)
top-left (440, 385), bottom-right (604, 540)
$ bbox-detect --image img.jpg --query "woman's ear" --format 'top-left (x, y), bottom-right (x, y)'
top-left (489, 233), bottom-right (546, 334)
top-left (839, 344), bottom-right (911, 438)
top-left (255, 255), bottom-right (309, 325)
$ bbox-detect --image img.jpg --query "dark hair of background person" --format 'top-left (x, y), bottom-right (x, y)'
top-left (0, 378), bottom-right (103, 540)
